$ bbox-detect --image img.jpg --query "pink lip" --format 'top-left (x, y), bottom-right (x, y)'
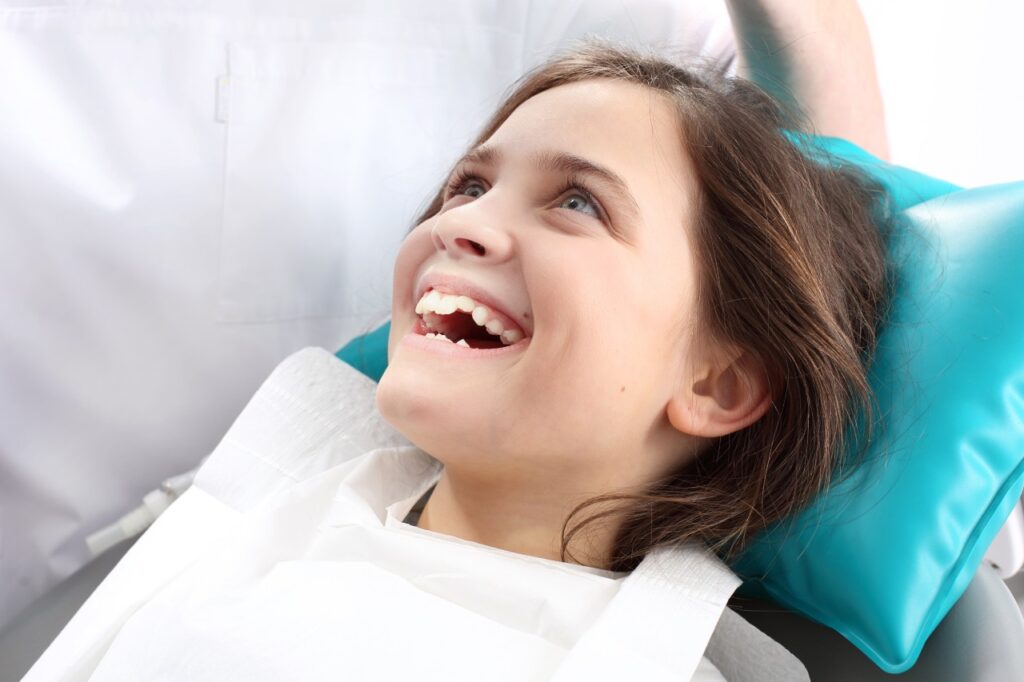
top-left (415, 271), bottom-right (531, 338)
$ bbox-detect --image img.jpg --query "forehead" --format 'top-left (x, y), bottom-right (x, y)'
top-left (486, 79), bottom-right (698, 230)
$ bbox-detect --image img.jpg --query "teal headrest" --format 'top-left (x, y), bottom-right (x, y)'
top-left (336, 138), bottom-right (1024, 673)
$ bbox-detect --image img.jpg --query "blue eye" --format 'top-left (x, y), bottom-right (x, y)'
top-left (461, 182), bottom-right (486, 199)
top-left (444, 169), bottom-right (487, 201)
top-left (559, 192), bottom-right (599, 218)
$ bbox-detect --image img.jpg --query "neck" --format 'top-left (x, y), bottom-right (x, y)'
top-left (413, 467), bottom-right (616, 570)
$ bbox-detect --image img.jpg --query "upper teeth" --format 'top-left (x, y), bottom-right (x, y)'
top-left (415, 290), bottom-right (525, 345)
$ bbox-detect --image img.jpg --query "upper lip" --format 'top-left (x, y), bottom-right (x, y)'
top-left (415, 271), bottom-right (531, 337)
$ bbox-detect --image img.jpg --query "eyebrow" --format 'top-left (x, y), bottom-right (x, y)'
top-left (451, 144), bottom-right (641, 242)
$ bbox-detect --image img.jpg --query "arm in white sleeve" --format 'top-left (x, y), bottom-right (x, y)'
top-left (724, 0), bottom-right (890, 160)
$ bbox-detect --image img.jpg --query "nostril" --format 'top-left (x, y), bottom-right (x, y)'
top-left (455, 238), bottom-right (485, 256)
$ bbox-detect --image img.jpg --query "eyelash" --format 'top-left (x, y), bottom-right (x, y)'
top-left (442, 167), bottom-right (477, 199)
top-left (443, 168), bottom-right (608, 223)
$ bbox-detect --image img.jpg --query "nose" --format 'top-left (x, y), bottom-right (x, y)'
top-left (430, 203), bottom-right (514, 263)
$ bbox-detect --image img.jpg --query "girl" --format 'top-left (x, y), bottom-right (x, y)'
top-left (28, 40), bottom-right (890, 682)
top-left (379, 42), bottom-right (890, 575)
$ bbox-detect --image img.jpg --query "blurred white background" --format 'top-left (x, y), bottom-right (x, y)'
top-left (861, 0), bottom-right (1023, 187)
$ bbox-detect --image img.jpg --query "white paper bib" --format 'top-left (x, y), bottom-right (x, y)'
top-left (27, 348), bottom-right (805, 681)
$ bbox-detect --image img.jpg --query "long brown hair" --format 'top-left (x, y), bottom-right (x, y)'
top-left (412, 40), bottom-right (894, 572)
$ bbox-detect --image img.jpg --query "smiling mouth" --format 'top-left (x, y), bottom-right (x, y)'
top-left (413, 288), bottom-right (530, 349)
top-left (410, 317), bottom-right (499, 348)
top-left (415, 311), bottom-right (509, 349)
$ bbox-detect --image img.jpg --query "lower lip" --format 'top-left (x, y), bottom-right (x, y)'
top-left (400, 318), bottom-right (530, 359)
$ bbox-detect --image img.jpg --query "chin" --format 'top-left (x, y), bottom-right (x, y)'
top-left (375, 360), bottom-right (421, 429)
top-left (376, 366), bottom-right (492, 462)
top-left (377, 360), bottom-right (452, 432)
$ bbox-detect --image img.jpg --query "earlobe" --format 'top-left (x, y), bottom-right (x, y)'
top-left (667, 349), bottom-right (774, 438)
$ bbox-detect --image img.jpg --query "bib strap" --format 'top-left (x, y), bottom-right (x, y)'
top-left (550, 543), bottom-right (741, 681)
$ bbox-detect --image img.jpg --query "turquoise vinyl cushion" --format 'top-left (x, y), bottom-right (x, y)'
top-left (335, 137), bottom-right (1024, 673)
top-left (336, 320), bottom-right (390, 384)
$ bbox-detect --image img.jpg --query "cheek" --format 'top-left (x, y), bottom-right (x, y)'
top-left (542, 287), bottom-right (643, 399)
top-left (391, 227), bottom-right (433, 303)
top-left (566, 266), bottom-right (686, 411)
top-left (387, 226), bottom-right (435, 359)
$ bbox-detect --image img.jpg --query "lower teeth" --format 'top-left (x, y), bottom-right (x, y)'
top-left (425, 332), bottom-right (470, 347)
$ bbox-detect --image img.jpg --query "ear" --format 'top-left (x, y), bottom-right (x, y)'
top-left (667, 345), bottom-right (774, 439)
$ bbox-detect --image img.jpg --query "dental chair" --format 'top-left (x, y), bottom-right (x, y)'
top-left (732, 498), bottom-right (1024, 680)
top-left (733, 562), bottom-right (1024, 681)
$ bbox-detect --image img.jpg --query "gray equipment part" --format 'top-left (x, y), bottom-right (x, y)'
top-left (0, 538), bottom-right (135, 681)
top-left (733, 563), bottom-right (1024, 681)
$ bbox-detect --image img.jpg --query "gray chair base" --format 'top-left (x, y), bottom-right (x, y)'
top-left (0, 538), bottom-right (136, 681)
top-left (733, 563), bottom-right (1024, 680)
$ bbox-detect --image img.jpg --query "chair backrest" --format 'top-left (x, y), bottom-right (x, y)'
top-left (732, 563), bottom-right (1024, 681)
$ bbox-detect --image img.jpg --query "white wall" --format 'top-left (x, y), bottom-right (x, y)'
top-left (861, 0), bottom-right (1023, 188)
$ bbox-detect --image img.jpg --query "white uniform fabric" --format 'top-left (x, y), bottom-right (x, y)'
top-left (25, 348), bottom-right (762, 681)
top-left (0, 0), bottom-right (736, 631)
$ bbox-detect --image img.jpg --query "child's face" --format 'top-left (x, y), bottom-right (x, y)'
top-left (377, 79), bottom-right (705, 490)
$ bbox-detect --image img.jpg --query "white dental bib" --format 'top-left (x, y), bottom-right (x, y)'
top-left (27, 348), bottom-right (806, 681)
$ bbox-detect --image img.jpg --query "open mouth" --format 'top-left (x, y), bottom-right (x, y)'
top-left (413, 288), bottom-right (530, 349)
